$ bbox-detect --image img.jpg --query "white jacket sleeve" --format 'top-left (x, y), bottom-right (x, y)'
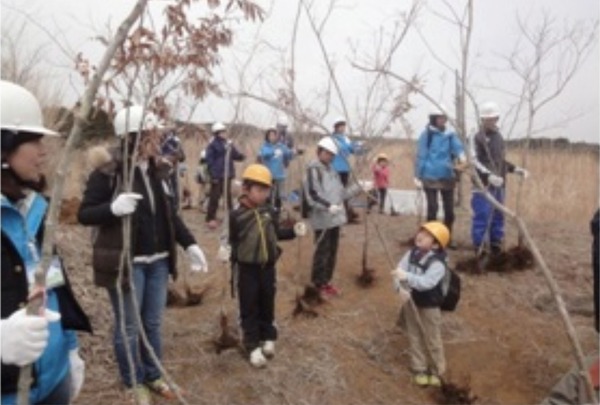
top-left (469, 134), bottom-right (491, 175)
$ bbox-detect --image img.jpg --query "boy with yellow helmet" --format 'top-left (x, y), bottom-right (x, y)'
top-left (222, 164), bottom-right (306, 368)
top-left (391, 221), bottom-right (450, 387)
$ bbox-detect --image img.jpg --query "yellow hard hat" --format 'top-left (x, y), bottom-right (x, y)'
top-left (421, 221), bottom-right (450, 248)
top-left (242, 164), bottom-right (272, 186)
top-left (376, 153), bottom-right (389, 161)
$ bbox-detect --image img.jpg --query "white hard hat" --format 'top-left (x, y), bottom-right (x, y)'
top-left (317, 137), bottom-right (339, 155)
top-left (333, 117), bottom-right (346, 128)
top-left (429, 103), bottom-right (448, 116)
top-left (0, 80), bottom-right (58, 136)
top-left (277, 115), bottom-right (288, 126)
top-left (479, 101), bottom-right (500, 119)
top-left (211, 122), bottom-right (226, 133)
top-left (113, 105), bottom-right (161, 137)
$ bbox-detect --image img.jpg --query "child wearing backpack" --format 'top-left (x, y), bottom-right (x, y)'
top-left (392, 221), bottom-right (451, 387)
top-left (221, 164), bottom-right (307, 368)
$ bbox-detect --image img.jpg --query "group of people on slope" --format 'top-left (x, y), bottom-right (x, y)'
top-left (4, 79), bottom-right (596, 405)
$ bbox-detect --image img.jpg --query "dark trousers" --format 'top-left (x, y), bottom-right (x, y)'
top-left (378, 188), bottom-right (388, 212)
top-left (424, 188), bottom-right (455, 232)
top-left (594, 240), bottom-right (599, 332)
top-left (206, 178), bottom-right (233, 222)
top-left (237, 264), bottom-right (278, 352)
top-left (311, 227), bottom-right (340, 287)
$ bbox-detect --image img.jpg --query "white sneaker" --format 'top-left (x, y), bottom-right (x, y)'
top-left (249, 348), bottom-right (267, 368)
top-left (262, 341), bottom-right (275, 358)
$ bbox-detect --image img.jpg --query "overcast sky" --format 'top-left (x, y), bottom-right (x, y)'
top-left (1, 0), bottom-right (599, 143)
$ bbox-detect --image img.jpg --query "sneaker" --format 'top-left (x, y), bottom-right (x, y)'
top-left (250, 347), bottom-right (267, 368)
top-left (413, 373), bottom-right (429, 387)
top-left (428, 374), bottom-right (442, 387)
top-left (262, 340), bottom-right (275, 358)
top-left (127, 385), bottom-right (152, 405)
top-left (146, 378), bottom-right (178, 400)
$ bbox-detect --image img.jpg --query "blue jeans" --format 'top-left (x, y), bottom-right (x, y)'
top-left (108, 258), bottom-right (169, 387)
top-left (471, 187), bottom-right (505, 248)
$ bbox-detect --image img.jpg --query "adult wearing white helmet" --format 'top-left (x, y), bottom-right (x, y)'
top-left (414, 103), bottom-right (466, 248)
top-left (78, 105), bottom-right (208, 402)
top-left (302, 137), bottom-right (372, 297)
top-left (204, 121), bottom-right (246, 229)
top-left (469, 101), bottom-right (529, 256)
top-left (275, 115), bottom-right (296, 168)
top-left (1, 80), bottom-right (92, 405)
top-left (330, 117), bottom-right (360, 222)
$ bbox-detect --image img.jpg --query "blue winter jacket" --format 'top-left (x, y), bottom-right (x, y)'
top-left (259, 142), bottom-right (294, 181)
top-left (415, 126), bottom-right (464, 181)
top-left (1, 193), bottom-right (78, 405)
top-left (331, 133), bottom-right (355, 173)
top-left (205, 136), bottom-right (246, 180)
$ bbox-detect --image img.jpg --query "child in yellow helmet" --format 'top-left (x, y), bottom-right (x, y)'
top-left (222, 164), bottom-right (306, 368)
top-left (391, 221), bottom-right (450, 387)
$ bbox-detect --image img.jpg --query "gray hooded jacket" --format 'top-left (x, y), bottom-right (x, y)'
top-left (303, 159), bottom-right (361, 230)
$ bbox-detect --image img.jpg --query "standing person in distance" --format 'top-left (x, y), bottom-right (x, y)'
top-left (1, 80), bottom-right (91, 405)
top-left (304, 137), bottom-right (373, 297)
top-left (204, 122), bottom-right (246, 230)
top-left (371, 153), bottom-right (391, 214)
top-left (414, 105), bottom-right (466, 249)
top-left (330, 118), bottom-right (360, 223)
top-left (259, 128), bottom-right (295, 214)
top-left (469, 101), bottom-right (529, 255)
top-left (78, 105), bottom-right (208, 404)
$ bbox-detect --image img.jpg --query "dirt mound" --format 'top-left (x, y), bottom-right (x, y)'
top-left (455, 245), bottom-right (535, 274)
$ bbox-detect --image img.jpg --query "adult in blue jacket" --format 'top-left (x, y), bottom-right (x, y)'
top-left (259, 128), bottom-right (294, 211)
top-left (205, 122), bottom-right (246, 229)
top-left (414, 106), bottom-right (466, 247)
top-left (330, 118), bottom-right (359, 222)
top-left (1, 81), bottom-right (91, 405)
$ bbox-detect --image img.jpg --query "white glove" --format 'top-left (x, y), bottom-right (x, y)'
top-left (413, 178), bottom-right (423, 189)
top-left (0, 308), bottom-right (61, 366)
top-left (293, 222), bottom-right (307, 237)
top-left (391, 268), bottom-right (409, 281)
top-left (69, 349), bottom-right (85, 401)
top-left (273, 149), bottom-right (283, 158)
top-left (110, 193), bottom-right (143, 217)
top-left (488, 174), bottom-right (504, 188)
top-left (186, 244), bottom-right (208, 273)
top-left (328, 204), bottom-right (343, 214)
top-left (225, 140), bottom-right (233, 148)
top-left (514, 167), bottom-right (529, 179)
top-left (217, 244), bottom-right (232, 263)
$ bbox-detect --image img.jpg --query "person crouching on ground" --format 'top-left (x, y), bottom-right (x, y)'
top-left (78, 105), bottom-right (209, 404)
top-left (304, 137), bottom-right (373, 297)
top-left (392, 221), bottom-right (450, 387)
top-left (221, 164), bottom-right (307, 368)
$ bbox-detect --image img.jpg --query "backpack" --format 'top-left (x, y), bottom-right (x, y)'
top-left (418, 252), bottom-right (462, 311)
top-left (301, 166), bottom-right (323, 219)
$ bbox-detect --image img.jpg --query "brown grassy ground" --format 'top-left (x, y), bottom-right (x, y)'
top-left (49, 134), bottom-right (598, 404)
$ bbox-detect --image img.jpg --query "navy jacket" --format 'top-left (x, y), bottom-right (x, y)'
top-left (205, 136), bottom-right (245, 180)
